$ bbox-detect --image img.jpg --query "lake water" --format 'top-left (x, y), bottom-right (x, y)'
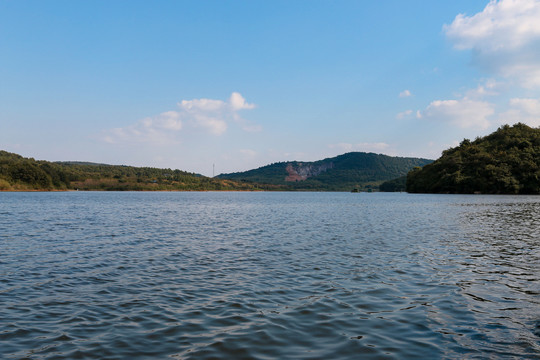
top-left (1, 192), bottom-right (539, 359)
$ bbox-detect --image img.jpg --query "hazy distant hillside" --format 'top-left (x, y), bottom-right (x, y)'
top-left (407, 123), bottom-right (540, 194)
top-left (218, 152), bottom-right (433, 191)
top-left (0, 150), bottom-right (272, 191)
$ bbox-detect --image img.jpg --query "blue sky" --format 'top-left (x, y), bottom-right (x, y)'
top-left (2, 0), bottom-right (540, 176)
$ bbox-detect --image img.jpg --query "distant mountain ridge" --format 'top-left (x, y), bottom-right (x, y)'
top-left (1, 150), bottom-right (433, 192)
top-left (218, 152), bottom-right (433, 191)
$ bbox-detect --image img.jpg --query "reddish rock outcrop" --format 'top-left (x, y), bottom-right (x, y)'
top-left (285, 162), bottom-right (333, 182)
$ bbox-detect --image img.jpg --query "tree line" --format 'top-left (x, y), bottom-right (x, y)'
top-left (0, 151), bottom-right (277, 191)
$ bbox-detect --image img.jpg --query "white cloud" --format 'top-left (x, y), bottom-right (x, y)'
top-left (399, 90), bottom-right (412, 98)
top-left (396, 109), bottom-right (413, 119)
top-left (509, 97), bottom-right (540, 113)
top-left (498, 97), bottom-right (540, 126)
top-left (178, 98), bottom-right (226, 112)
top-left (464, 79), bottom-right (500, 99)
top-left (417, 98), bottom-right (495, 129)
top-left (229, 92), bottom-right (256, 110)
top-left (445, 0), bottom-right (540, 88)
top-left (102, 92), bottom-right (257, 143)
top-left (178, 97), bottom-right (228, 135)
top-left (156, 111), bottom-right (183, 130)
top-left (329, 142), bottom-right (390, 153)
top-left (445, 0), bottom-right (540, 52)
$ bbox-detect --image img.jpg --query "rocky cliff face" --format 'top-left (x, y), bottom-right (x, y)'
top-left (285, 162), bottom-right (333, 181)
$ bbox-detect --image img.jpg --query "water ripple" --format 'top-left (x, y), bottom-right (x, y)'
top-left (1, 192), bottom-right (539, 359)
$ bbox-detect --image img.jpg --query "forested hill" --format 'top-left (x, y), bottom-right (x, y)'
top-left (0, 151), bottom-right (273, 191)
top-left (406, 123), bottom-right (540, 194)
top-left (218, 152), bottom-right (433, 191)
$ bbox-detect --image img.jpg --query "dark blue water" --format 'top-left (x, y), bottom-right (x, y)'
top-left (1, 192), bottom-right (539, 359)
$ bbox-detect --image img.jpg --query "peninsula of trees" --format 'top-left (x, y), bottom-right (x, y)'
top-left (406, 123), bottom-right (540, 194)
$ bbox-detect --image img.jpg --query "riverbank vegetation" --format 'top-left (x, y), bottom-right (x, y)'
top-left (0, 151), bottom-right (278, 191)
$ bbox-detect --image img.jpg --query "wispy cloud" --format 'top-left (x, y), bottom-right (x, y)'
top-left (102, 92), bottom-right (258, 143)
top-left (445, 0), bottom-right (540, 88)
top-left (464, 79), bottom-right (500, 99)
top-left (417, 98), bottom-right (495, 129)
top-left (396, 109), bottom-right (413, 119)
top-left (399, 90), bottom-right (412, 98)
top-left (103, 111), bottom-right (183, 144)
